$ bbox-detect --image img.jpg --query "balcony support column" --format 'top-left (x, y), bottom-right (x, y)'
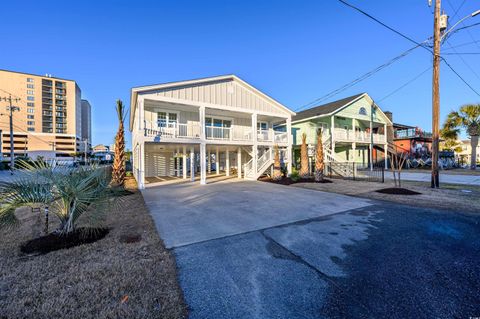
top-left (139, 142), bottom-right (145, 189)
top-left (190, 146), bottom-right (195, 182)
top-left (200, 143), bottom-right (207, 184)
top-left (251, 113), bottom-right (258, 175)
top-left (369, 114), bottom-right (373, 171)
top-left (183, 146), bottom-right (187, 179)
top-left (226, 149), bottom-right (230, 177)
top-left (199, 106), bottom-right (206, 140)
top-left (352, 142), bottom-right (356, 163)
top-left (330, 115), bottom-right (335, 152)
top-left (207, 150), bottom-right (211, 174)
top-left (237, 147), bottom-right (242, 178)
top-left (216, 147), bottom-right (220, 175)
top-left (286, 117), bottom-right (292, 174)
top-left (352, 118), bottom-right (356, 142)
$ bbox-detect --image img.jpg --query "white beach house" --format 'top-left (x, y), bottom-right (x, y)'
top-left (130, 75), bottom-right (295, 188)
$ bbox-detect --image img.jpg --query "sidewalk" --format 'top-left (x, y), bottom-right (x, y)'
top-left (385, 171), bottom-right (480, 186)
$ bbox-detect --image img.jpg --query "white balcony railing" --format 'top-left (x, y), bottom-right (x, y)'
top-left (257, 130), bottom-right (288, 143)
top-left (143, 120), bottom-right (288, 143)
top-left (333, 128), bottom-right (385, 143)
top-left (144, 122), bottom-right (201, 139)
top-left (206, 126), bottom-right (231, 140)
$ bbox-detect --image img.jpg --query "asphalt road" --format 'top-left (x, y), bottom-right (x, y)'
top-left (173, 203), bottom-right (480, 319)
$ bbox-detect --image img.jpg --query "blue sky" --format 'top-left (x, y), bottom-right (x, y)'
top-left (1, 0), bottom-right (479, 147)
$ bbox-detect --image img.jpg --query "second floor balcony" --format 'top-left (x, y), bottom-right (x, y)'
top-left (143, 120), bottom-right (288, 144)
top-left (333, 128), bottom-right (385, 144)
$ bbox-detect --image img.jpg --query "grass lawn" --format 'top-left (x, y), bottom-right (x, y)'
top-left (0, 177), bottom-right (187, 319)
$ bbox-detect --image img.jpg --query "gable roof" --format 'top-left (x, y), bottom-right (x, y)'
top-left (129, 74), bottom-right (295, 131)
top-left (292, 93), bottom-right (365, 123)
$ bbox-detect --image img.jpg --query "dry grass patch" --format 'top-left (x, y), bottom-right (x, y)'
top-left (0, 177), bottom-right (187, 319)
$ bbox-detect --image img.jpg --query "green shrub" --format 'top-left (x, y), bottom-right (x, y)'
top-left (290, 170), bottom-right (300, 182)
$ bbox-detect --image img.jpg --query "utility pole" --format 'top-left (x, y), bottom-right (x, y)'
top-left (1, 95), bottom-right (20, 173)
top-left (431, 0), bottom-right (441, 188)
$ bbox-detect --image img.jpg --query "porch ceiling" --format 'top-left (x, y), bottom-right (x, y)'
top-left (144, 99), bottom-right (196, 113)
top-left (144, 142), bottom-right (253, 153)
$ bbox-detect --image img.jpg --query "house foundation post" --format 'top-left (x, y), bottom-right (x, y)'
top-left (182, 146), bottom-right (187, 179)
top-left (286, 117), bottom-right (292, 175)
top-left (251, 113), bottom-right (258, 175)
top-left (237, 147), bottom-right (242, 178)
top-left (216, 148), bottom-right (220, 175)
top-left (207, 151), bottom-right (211, 174)
top-left (190, 146), bottom-right (195, 182)
top-left (226, 149), bottom-right (230, 176)
top-left (200, 143), bottom-right (206, 184)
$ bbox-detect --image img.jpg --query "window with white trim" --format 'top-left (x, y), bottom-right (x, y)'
top-left (157, 112), bottom-right (178, 128)
top-left (257, 121), bottom-right (268, 131)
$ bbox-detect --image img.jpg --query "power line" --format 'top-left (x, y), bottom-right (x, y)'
top-left (443, 52), bottom-right (480, 55)
top-left (442, 40), bottom-right (480, 50)
top-left (445, 40), bottom-right (480, 81)
top-left (0, 88), bottom-right (21, 101)
top-left (446, 0), bottom-right (480, 50)
top-left (378, 66), bottom-right (432, 102)
top-left (337, 0), bottom-right (433, 53)
top-left (446, 0), bottom-right (467, 21)
top-left (441, 58), bottom-right (480, 96)
top-left (336, 0), bottom-right (480, 97)
top-left (294, 42), bottom-right (426, 111)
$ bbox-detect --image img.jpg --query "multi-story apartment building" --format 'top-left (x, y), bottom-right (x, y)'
top-left (0, 69), bottom-right (92, 159)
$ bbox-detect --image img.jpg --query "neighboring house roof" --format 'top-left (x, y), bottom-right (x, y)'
top-left (292, 93), bottom-right (365, 122)
top-left (129, 74), bottom-right (295, 131)
top-left (393, 122), bottom-right (415, 129)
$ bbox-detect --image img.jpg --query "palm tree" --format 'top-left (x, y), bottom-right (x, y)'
top-left (300, 133), bottom-right (309, 178)
top-left (272, 145), bottom-right (282, 181)
top-left (314, 128), bottom-right (325, 182)
top-left (112, 100), bottom-right (127, 185)
top-left (0, 161), bottom-right (119, 235)
top-left (442, 104), bottom-right (480, 169)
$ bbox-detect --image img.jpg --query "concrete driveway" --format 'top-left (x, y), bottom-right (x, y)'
top-left (141, 180), bottom-right (372, 248)
top-left (142, 180), bottom-right (480, 318)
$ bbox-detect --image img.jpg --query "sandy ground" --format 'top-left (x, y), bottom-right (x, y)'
top-left (292, 178), bottom-right (480, 214)
top-left (0, 177), bottom-right (187, 319)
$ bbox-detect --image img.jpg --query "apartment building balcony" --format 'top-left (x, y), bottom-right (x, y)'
top-left (333, 128), bottom-right (385, 144)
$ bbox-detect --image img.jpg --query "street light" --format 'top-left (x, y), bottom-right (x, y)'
top-left (441, 10), bottom-right (480, 42)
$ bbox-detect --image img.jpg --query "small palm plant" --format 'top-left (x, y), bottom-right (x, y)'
top-left (112, 99), bottom-right (127, 185)
top-left (272, 145), bottom-right (282, 181)
top-left (300, 133), bottom-right (309, 178)
top-left (314, 128), bottom-right (325, 182)
top-left (442, 104), bottom-right (480, 169)
top-left (0, 161), bottom-right (119, 236)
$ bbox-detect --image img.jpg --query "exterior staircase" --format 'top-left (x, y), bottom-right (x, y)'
top-left (244, 148), bottom-right (274, 180)
top-left (322, 138), bottom-right (356, 178)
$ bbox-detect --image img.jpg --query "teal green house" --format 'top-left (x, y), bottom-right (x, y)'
top-left (290, 93), bottom-right (392, 169)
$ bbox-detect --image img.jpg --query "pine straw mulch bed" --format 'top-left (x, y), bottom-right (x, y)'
top-left (259, 176), bottom-right (333, 185)
top-left (0, 177), bottom-right (187, 319)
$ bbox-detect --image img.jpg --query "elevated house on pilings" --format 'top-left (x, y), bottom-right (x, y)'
top-left (130, 75), bottom-right (295, 189)
top-left (289, 93), bottom-right (393, 172)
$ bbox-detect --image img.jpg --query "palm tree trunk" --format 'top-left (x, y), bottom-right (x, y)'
top-left (471, 135), bottom-right (479, 170)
